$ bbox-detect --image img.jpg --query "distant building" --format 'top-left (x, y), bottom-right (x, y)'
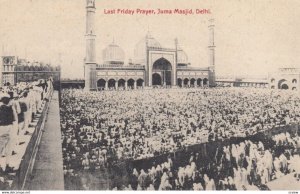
top-left (61, 79), bottom-right (85, 89)
top-left (215, 68), bottom-right (300, 92)
top-left (0, 56), bottom-right (61, 88)
top-left (0, 56), bottom-right (18, 85)
top-left (216, 76), bottom-right (268, 88)
top-left (269, 68), bottom-right (300, 91)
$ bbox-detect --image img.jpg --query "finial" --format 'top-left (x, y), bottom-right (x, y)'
top-left (87, 0), bottom-right (95, 8)
top-left (146, 25), bottom-right (152, 39)
top-left (146, 31), bottom-right (151, 38)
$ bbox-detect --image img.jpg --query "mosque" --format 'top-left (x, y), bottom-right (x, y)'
top-left (84, 0), bottom-right (216, 91)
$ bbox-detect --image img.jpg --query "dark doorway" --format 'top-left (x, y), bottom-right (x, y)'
top-left (281, 84), bottom-right (289, 90)
top-left (183, 78), bottom-right (189, 86)
top-left (97, 79), bottom-right (106, 90)
top-left (197, 78), bottom-right (202, 86)
top-left (108, 79), bottom-right (116, 88)
top-left (203, 78), bottom-right (208, 86)
top-left (177, 78), bottom-right (182, 87)
top-left (127, 79), bottom-right (135, 89)
top-left (152, 58), bottom-right (172, 86)
top-left (190, 78), bottom-right (196, 87)
top-left (137, 79), bottom-right (144, 87)
top-left (118, 79), bottom-right (125, 88)
top-left (152, 73), bottom-right (162, 86)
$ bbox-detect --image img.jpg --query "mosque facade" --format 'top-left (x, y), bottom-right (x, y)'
top-left (84, 0), bottom-right (216, 91)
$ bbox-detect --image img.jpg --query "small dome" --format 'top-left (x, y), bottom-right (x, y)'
top-left (102, 42), bottom-right (125, 65)
top-left (177, 46), bottom-right (188, 64)
top-left (134, 33), bottom-right (162, 65)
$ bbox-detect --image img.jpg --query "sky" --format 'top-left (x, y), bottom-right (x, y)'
top-left (0, 0), bottom-right (300, 79)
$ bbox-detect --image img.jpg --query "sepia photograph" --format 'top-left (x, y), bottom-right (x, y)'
top-left (0, 0), bottom-right (300, 192)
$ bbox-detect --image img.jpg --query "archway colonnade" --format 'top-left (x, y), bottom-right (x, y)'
top-left (97, 78), bottom-right (145, 90)
top-left (97, 77), bottom-right (210, 90)
top-left (177, 77), bottom-right (209, 88)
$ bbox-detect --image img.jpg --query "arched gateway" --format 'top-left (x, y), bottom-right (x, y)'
top-left (152, 58), bottom-right (172, 86)
top-left (97, 79), bottom-right (106, 89)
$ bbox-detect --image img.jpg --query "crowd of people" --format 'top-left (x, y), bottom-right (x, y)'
top-left (60, 87), bottom-right (300, 189)
top-left (116, 131), bottom-right (300, 190)
top-left (0, 79), bottom-right (52, 188)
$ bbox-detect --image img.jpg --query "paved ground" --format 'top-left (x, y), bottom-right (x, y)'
top-left (25, 91), bottom-right (64, 190)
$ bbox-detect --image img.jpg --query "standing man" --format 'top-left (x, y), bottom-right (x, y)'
top-left (8, 90), bottom-right (21, 155)
top-left (0, 93), bottom-right (15, 171)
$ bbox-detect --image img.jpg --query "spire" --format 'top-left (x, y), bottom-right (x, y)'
top-left (146, 24), bottom-right (153, 39)
top-left (208, 18), bottom-right (215, 47)
top-left (146, 30), bottom-right (152, 48)
top-left (146, 30), bottom-right (151, 39)
top-left (175, 38), bottom-right (178, 51)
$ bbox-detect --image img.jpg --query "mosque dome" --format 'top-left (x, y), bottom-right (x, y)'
top-left (134, 33), bottom-right (162, 65)
top-left (177, 46), bottom-right (189, 64)
top-left (102, 42), bottom-right (125, 65)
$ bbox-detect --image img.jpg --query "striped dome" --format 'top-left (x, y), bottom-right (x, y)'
top-left (102, 43), bottom-right (125, 64)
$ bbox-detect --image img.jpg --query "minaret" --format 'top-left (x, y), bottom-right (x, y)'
top-left (174, 38), bottom-right (178, 87)
top-left (145, 31), bottom-right (149, 86)
top-left (84, 0), bottom-right (96, 91)
top-left (175, 38), bottom-right (178, 61)
top-left (208, 18), bottom-right (216, 87)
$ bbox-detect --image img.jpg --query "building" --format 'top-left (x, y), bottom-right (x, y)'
top-left (0, 56), bottom-right (18, 85)
top-left (84, 0), bottom-right (216, 91)
top-left (216, 76), bottom-right (269, 88)
top-left (269, 68), bottom-right (300, 91)
top-left (61, 79), bottom-right (85, 89)
top-left (0, 55), bottom-right (61, 88)
top-left (215, 68), bottom-right (300, 92)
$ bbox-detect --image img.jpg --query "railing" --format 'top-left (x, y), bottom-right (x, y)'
top-left (278, 68), bottom-right (300, 73)
top-left (177, 66), bottom-right (209, 70)
top-left (147, 46), bottom-right (175, 52)
top-left (96, 64), bottom-right (145, 69)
